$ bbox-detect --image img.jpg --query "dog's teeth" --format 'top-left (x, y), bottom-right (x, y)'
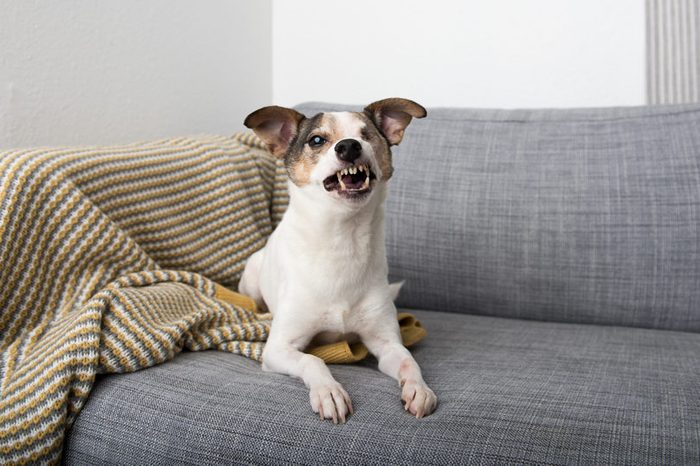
top-left (363, 175), bottom-right (370, 189)
top-left (336, 170), bottom-right (347, 190)
top-left (359, 165), bottom-right (365, 172)
top-left (351, 167), bottom-right (357, 174)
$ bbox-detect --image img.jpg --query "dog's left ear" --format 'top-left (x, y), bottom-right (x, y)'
top-left (244, 106), bottom-right (306, 157)
top-left (364, 98), bottom-right (426, 146)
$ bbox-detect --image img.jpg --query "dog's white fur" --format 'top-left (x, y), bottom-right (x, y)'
top-left (240, 102), bottom-right (437, 423)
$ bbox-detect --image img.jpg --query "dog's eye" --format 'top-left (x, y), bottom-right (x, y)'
top-left (308, 135), bottom-right (327, 147)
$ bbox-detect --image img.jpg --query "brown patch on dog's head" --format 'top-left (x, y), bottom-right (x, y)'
top-left (288, 146), bottom-right (317, 186)
top-left (354, 111), bottom-right (393, 179)
top-left (244, 106), bottom-right (323, 186)
top-left (283, 112), bottom-right (327, 186)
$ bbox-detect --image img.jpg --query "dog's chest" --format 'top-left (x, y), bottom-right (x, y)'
top-left (284, 226), bottom-right (380, 294)
top-left (311, 329), bottom-right (359, 346)
top-left (263, 197), bottom-right (389, 335)
top-left (311, 301), bottom-right (363, 340)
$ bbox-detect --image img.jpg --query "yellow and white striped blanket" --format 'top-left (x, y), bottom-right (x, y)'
top-left (0, 133), bottom-right (425, 464)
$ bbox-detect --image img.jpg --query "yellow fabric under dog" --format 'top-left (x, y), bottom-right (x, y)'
top-left (214, 284), bottom-right (426, 364)
top-left (0, 134), bottom-right (425, 465)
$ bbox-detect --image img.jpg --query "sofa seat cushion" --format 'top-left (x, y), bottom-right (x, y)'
top-left (64, 310), bottom-right (700, 465)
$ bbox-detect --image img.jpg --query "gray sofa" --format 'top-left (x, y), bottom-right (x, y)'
top-left (64, 103), bottom-right (700, 465)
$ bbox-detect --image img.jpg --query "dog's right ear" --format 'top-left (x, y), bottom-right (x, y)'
top-left (244, 106), bottom-right (305, 158)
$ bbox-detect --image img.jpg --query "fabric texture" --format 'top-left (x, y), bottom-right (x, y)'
top-left (64, 309), bottom-right (700, 465)
top-left (0, 134), bottom-right (282, 464)
top-left (297, 103), bottom-right (700, 332)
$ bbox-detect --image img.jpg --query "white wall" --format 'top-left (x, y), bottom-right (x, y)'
top-left (0, 0), bottom-right (271, 148)
top-left (1, 1), bottom-right (649, 149)
top-left (273, 0), bottom-right (646, 109)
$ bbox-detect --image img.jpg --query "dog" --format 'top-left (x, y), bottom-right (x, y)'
top-left (239, 98), bottom-right (437, 423)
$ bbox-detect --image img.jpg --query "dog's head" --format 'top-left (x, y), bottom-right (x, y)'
top-left (244, 98), bottom-right (426, 204)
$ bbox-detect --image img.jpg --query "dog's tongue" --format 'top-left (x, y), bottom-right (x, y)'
top-left (342, 173), bottom-right (365, 190)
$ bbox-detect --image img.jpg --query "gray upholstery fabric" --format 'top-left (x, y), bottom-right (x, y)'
top-left (296, 103), bottom-right (700, 331)
top-left (64, 309), bottom-right (700, 465)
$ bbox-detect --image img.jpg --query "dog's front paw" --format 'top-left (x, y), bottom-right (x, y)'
top-left (401, 379), bottom-right (437, 418)
top-left (309, 382), bottom-right (353, 424)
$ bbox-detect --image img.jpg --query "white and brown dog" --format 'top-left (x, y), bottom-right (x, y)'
top-left (240, 98), bottom-right (437, 423)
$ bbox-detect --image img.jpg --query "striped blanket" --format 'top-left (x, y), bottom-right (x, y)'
top-left (0, 134), bottom-right (425, 464)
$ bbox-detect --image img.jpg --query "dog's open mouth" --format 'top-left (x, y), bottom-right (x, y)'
top-left (322, 163), bottom-right (376, 196)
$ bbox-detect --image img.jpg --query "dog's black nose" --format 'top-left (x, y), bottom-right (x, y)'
top-left (335, 139), bottom-right (362, 162)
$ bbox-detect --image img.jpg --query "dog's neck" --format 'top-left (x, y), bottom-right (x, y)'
top-left (283, 182), bottom-right (387, 251)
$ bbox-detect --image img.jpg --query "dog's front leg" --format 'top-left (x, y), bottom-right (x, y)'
top-left (262, 320), bottom-right (353, 424)
top-left (361, 306), bottom-right (438, 418)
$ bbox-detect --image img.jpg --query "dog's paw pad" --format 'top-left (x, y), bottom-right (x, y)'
top-left (310, 382), bottom-right (353, 424)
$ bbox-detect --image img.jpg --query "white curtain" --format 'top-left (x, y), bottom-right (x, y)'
top-left (646, 0), bottom-right (700, 104)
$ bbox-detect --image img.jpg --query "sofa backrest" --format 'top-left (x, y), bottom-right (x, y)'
top-left (295, 102), bottom-right (700, 332)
